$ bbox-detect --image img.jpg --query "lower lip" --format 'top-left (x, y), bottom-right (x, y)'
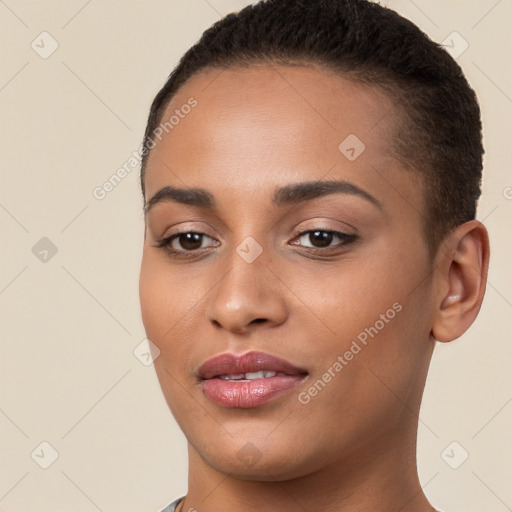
top-left (202, 375), bottom-right (306, 408)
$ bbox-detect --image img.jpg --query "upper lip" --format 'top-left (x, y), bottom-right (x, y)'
top-left (198, 351), bottom-right (308, 380)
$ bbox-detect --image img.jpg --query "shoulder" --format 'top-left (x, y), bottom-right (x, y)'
top-left (159, 495), bottom-right (185, 512)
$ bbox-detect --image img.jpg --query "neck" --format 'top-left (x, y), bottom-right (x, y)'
top-left (180, 427), bottom-right (434, 512)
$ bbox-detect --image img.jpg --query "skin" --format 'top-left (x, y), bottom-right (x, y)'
top-left (139, 63), bottom-right (489, 512)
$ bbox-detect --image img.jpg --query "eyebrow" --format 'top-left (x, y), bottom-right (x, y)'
top-left (144, 179), bottom-right (383, 213)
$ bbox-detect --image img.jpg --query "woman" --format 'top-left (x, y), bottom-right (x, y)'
top-left (138, 1), bottom-right (489, 511)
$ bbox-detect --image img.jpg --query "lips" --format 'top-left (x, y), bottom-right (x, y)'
top-left (198, 351), bottom-right (307, 379)
top-left (198, 351), bottom-right (308, 408)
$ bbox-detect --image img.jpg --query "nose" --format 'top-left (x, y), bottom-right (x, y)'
top-left (204, 245), bottom-right (288, 335)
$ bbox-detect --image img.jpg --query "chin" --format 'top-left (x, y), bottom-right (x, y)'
top-left (191, 433), bottom-right (324, 481)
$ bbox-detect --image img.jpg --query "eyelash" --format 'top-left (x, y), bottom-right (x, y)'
top-left (153, 229), bottom-right (357, 259)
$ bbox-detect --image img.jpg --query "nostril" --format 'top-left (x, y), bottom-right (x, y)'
top-left (251, 318), bottom-right (267, 324)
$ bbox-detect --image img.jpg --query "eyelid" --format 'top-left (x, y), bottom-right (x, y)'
top-left (158, 221), bottom-right (219, 240)
top-left (293, 224), bottom-right (349, 236)
top-left (291, 217), bottom-right (358, 235)
top-left (289, 228), bottom-right (357, 250)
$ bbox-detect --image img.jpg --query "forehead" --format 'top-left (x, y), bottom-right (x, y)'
top-left (144, 63), bottom-right (418, 212)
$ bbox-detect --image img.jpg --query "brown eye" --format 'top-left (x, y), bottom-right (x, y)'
top-left (154, 231), bottom-right (220, 258)
top-left (294, 230), bottom-right (356, 249)
top-left (173, 232), bottom-right (204, 251)
top-left (308, 230), bottom-right (334, 247)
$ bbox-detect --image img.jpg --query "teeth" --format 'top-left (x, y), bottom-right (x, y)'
top-left (218, 371), bottom-right (278, 380)
top-left (219, 374), bottom-right (245, 380)
top-left (245, 371), bottom-right (265, 379)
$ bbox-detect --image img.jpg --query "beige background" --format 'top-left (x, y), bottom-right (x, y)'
top-left (0, 1), bottom-right (511, 511)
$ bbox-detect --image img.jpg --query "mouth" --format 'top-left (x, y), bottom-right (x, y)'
top-left (198, 351), bottom-right (308, 408)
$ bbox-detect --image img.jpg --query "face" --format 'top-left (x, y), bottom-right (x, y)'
top-left (139, 63), bottom-right (437, 480)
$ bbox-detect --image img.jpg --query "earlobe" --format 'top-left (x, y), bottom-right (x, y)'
top-left (432, 220), bottom-right (490, 343)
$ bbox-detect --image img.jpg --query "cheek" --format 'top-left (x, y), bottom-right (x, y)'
top-left (139, 251), bottom-right (197, 339)
top-left (297, 248), bottom-right (433, 377)
top-left (139, 255), bottom-right (199, 417)
top-left (139, 251), bottom-right (207, 375)
top-left (299, 259), bottom-right (401, 337)
top-left (138, 256), bottom-right (189, 361)
top-left (139, 256), bottom-right (167, 340)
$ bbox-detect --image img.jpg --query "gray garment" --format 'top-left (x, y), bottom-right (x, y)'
top-left (160, 497), bottom-right (442, 511)
top-left (160, 496), bottom-right (185, 512)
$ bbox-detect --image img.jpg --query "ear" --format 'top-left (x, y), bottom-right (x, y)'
top-left (431, 220), bottom-right (490, 343)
